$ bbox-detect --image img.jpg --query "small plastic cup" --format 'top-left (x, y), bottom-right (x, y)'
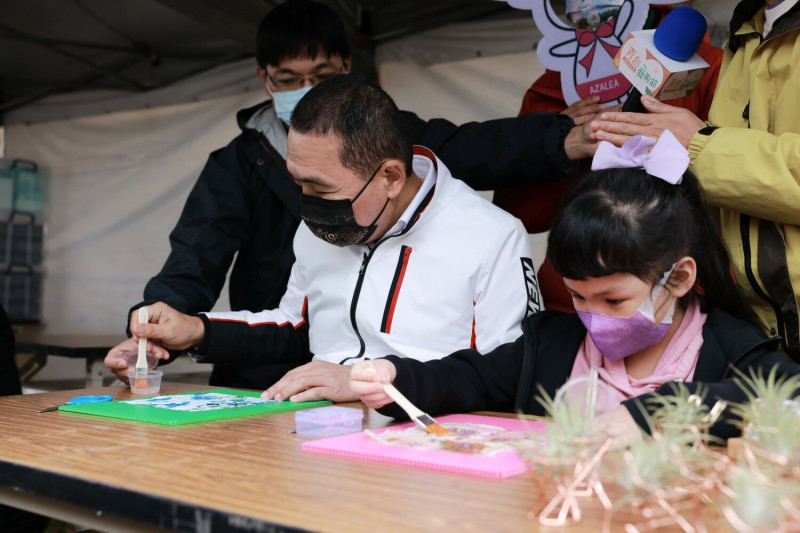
top-left (126, 368), bottom-right (164, 396)
top-left (122, 349), bottom-right (159, 370)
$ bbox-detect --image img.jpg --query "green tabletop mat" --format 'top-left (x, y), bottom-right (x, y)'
top-left (59, 388), bottom-right (332, 425)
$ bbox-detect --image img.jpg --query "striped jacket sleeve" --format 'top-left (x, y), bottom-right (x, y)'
top-left (193, 261), bottom-right (311, 365)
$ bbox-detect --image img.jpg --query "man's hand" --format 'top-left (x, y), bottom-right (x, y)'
top-left (262, 361), bottom-right (358, 403)
top-left (563, 101), bottom-right (620, 161)
top-left (564, 119), bottom-right (600, 161)
top-left (590, 95), bottom-right (705, 148)
top-left (129, 302), bottom-right (205, 351)
top-left (349, 359), bottom-right (397, 409)
top-left (561, 95), bottom-right (606, 126)
top-left (104, 337), bottom-right (170, 383)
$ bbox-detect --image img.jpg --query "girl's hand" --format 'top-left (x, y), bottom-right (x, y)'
top-left (350, 359), bottom-right (397, 409)
top-left (591, 404), bottom-right (644, 450)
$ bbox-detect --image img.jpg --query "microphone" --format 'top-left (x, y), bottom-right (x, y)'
top-left (615, 6), bottom-right (709, 113)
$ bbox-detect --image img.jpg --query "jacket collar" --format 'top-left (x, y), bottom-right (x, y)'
top-left (236, 100), bottom-right (271, 130)
top-left (236, 100), bottom-right (301, 218)
top-left (729, 0), bottom-right (800, 52)
top-left (692, 307), bottom-right (781, 381)
top-left (393, 146), bottom-right (450, 238)
top-left (238, 100), bottom-right (287, 158)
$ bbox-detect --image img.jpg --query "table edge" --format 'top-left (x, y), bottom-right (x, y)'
top-left (0, 458), bottom-right (311, 533)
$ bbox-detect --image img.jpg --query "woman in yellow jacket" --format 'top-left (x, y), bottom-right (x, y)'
top-left (589, 0), bottom-right (800, 362)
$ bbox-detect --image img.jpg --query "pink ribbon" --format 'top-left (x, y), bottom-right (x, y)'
top-left (591, 130), bottom-right (689, 184)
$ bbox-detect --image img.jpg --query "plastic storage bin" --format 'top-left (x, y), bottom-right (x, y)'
top-left (0, 268), bottom-right (42, 322)
top-left (0, 159), bottom-right (45, 323)
top-left (0, 160), bottom-right (46, 217)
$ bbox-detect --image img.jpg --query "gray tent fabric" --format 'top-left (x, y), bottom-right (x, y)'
top-left (2, 57), bottom-right (262, 125)
top-left (0, 0), bottom-right (524, 123)
top-left (1, 0), bottom-right (733, 124)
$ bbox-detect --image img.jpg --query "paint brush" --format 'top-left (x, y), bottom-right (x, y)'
top-left (135, 307), bottom-right (150, 387)
top-left (383, 383), bottom-right (453, 436)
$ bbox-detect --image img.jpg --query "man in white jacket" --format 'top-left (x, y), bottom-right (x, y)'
top-left (107, 76), bottom-right (540, 402)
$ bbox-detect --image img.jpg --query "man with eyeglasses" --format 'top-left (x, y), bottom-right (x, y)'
top-left (260, 57), bottom-right (346, 123)
top-left (115, 0), bottom-right (597, 391)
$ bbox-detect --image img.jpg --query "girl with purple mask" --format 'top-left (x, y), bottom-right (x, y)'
top-left (350, 130), bottom-right (800, 444)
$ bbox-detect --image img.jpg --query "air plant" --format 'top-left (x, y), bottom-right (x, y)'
top-left (535, 385), bottom-right (596, 447)
top-left (614, 428), bottom-right (698, 494)
top-left (718, 367), bottom-right (800, 531)
top-left (722, 461), bottom-right (800, 532)
top-left (606, 384), bottom-right (731, 533)
top-left (646, 381), bottom-right (726, 439)
top-left (729, 366), bottom-right (800, 460)
top-left (516, 373), bottom-right (609, 467)
top-left (513, 383), bottom-right (600, 492)
top-left (513, 373), bottom-right (615, 526)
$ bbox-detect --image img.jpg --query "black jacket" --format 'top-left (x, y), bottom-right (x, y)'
top-left (129, 101), bottom-right (580, 389)
top-left (382, 307), bottom-right (800, 440)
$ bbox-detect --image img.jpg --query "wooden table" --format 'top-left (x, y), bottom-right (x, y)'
top-left (0, 383), bottom-right (718, 532)
top-left (14, 334), bottom-right (123, 386)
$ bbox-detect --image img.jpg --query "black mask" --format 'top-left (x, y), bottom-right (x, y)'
top-left (301, 163), bottom-right (389, 247)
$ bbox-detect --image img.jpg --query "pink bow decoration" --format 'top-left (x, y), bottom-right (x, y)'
top-left (591, 129), bottom-right (689, 184)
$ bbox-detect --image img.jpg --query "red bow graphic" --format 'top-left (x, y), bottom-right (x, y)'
top-left (575, 19), bottom-right (621, 76)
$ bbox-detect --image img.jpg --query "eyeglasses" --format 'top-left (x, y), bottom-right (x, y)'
top-left (265, 69), bottom-right (345, 91)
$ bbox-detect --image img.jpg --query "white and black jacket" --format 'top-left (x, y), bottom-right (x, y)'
top-left (194, 147), bottom-right (540, 366)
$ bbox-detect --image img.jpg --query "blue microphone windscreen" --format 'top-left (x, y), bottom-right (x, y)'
top-left (653, 6), bottom-right (707, 62)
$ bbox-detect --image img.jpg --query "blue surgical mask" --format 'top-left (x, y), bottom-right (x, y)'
top-left (271, 86), bottom-right (313, 124)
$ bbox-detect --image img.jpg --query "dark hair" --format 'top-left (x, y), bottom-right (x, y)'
top-left (547, 168), bottom-right (753, 320)
top-left (290, 75), bottom-right (414, 178)
top-left (256, 0), bottom-right (350, 68)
